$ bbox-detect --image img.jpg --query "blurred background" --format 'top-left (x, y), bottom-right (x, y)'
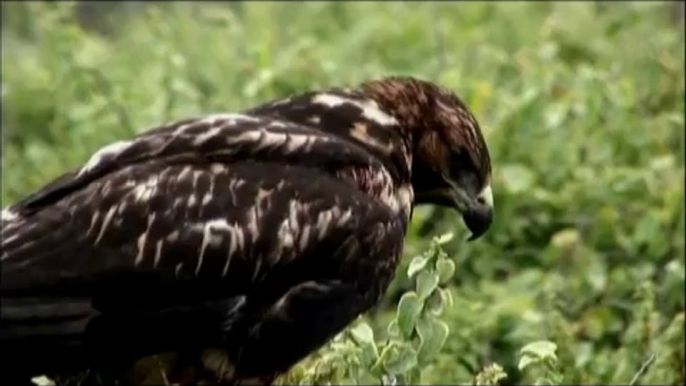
top-left (1, 2), bottom-right (684, 385)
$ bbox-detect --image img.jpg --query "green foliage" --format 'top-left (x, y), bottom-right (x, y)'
top-left (277, 233), bottom-right (459, 385)
top-left (475, 363), bottom-right (508, 386)
top-left (2, 2), bottom-right (684, 385)
top-left (518, 341), bottom-right (563, 385)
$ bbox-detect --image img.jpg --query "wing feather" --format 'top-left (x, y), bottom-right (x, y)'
top-left (7, 114), bottom-right (381, 217)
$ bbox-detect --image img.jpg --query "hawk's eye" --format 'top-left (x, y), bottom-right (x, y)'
top-left (448, 150), bottom-right (471, 175)
top-left (448, 150), bottom-right (479, 192)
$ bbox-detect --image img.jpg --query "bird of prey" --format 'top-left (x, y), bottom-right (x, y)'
top-left (0, 76), bottom-right (494, 385)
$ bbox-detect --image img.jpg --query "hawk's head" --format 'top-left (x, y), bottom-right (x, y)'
top-left (362, 76), bottom-right (493, 240)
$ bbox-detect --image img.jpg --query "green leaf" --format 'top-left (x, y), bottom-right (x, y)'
top-left (397, 292), bottom-right (423, 338)
top-left (475, 363), bottom-right (508, 385)
top-left (416, 270), bottom-right (440, 299)
top-left (438, 287), bottom-right (454, 310)
top-left (416, 317), bottom-right (450, 363)
top-left (387, 319), bottom-right (400, 338)
top-left (371, 344), bottom-right (397, 377)
top-left (407, 255), bottom-right (429, 279)
top-left (518, 354), bottom-right (539, 371)
top-left (435, 257), bottom-right (456, 284)
top-left (501, 164), bottom-right (535, 194)
top-left (434, 232), bottom-right (454, 245)
top-left (350, 322), bottom-right (375, 347)
top-left (550, 228), bottom-right (580, 249)
top-left (634, 215), bottom-right (660, 244)
top-left (350, 322), bottom-right (379, 364)
top-left (426, 290), bottom-right (445, 316)
top-left (520, 340), bottom-right (558, 362)
top-left (383, 343), bottom-right (419, 375)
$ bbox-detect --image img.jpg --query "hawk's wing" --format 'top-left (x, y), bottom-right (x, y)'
top-left (6, 113), bottom-right (381, 217)
top-left (0, 114), bottom-right (407, 379)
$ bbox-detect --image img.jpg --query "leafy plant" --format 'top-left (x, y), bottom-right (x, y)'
top-left (518, 341), bottom-right (562, 385)
top-left (277, 233), bottom-right (459, 385)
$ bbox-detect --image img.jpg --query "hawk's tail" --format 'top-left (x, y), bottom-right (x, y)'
top-left (1, 207), bottom-right (97, 380)
top-left (0, 296), bottom-right (97, 382)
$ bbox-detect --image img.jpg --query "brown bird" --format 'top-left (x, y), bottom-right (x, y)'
top-left (0, 76), bottom-right (493, 385)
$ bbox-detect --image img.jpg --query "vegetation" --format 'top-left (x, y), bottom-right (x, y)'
top-left (2, 2), bottom-right (684, 385)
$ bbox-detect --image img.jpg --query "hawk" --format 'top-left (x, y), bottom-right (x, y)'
top-left (0, 76), bottom-right (494, 385)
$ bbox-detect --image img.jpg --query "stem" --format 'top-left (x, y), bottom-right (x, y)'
top-left (629, 352), bottom-right (657, 386)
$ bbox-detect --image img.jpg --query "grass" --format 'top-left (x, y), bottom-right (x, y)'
top-left (2, 2), bottom-right (684, 385)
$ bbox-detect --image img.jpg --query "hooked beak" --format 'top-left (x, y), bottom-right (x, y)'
top-left (463, 185), bottom-right (493, 241)
top-left (414, 183), bottom-right (494, 241)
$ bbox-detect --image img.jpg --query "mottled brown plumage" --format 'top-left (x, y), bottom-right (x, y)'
top-left (0, 76), bottom-right (493, 385)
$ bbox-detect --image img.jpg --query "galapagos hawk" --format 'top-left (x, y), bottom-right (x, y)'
top-left (0, 76), bottom-right (494, 385)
